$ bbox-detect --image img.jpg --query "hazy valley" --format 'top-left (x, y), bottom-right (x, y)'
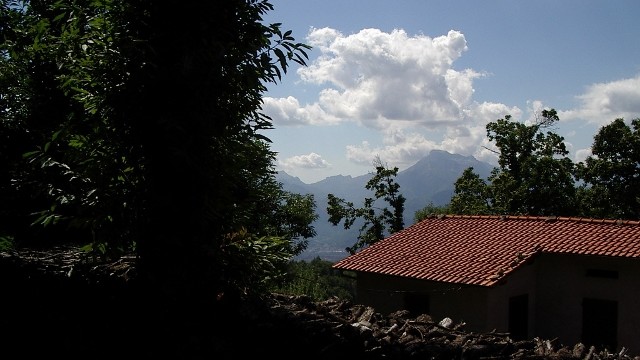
top-left (277, 150), bottom-right (494, 262)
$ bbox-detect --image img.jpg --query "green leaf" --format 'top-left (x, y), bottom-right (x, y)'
top-left (22, 150), bottom-right (41, 159)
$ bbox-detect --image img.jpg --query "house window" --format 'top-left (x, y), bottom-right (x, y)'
top-left (582, 298), bottom-right (618, 352)
top-left (404, 291), bottom-right (430, 317)
top-left (585, 268), bottom-right (618, 279)
top-left (508, 294), bottom-right (528, 341)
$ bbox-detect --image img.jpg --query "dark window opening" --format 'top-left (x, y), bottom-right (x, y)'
top-left (582, 297), bottom-right (618, 352)
top-left (404, 292), bottom-right (430, 317)
top-left (586, 268), bottom-right (618, 279)
top-left (508, 294), bottom-right (528, 341)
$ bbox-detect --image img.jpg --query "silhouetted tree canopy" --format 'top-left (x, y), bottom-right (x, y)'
top-left (0, 0), bottom-right (314, 319)
top-left (576, 118), bottom-right (640, 219)
top-left (444, 111), bottom-right (640, 221)
top-left (327, 157), bottom-right (406, 254)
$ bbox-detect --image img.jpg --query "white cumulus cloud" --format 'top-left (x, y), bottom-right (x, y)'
top-left (346, 130), bottom-right (437, 167)
top-left (560, 75), bottom-right (640, 125)
top-left (265, 28), bottom-right (489, 129)
top-left (265, 27), bottom-right (522, 171)
top-left (262, 96), bottom-right (341, 126)
top-left (279, 153), bottom-right (331, 170)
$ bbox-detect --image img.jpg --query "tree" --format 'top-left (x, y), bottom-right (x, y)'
top-left (271, 257), bottom-right (356, 301)
top-left (575, 118), bottom-right (640, 219)
top-left (448, 167), bottom-right (492, 215)
top-left (413, 202), bottom-right (450, 223)
top-left (118, 0), bottom-right (315, 313)
top-left (241, 145), bottom-right (318, 256)
top-left (0, 0), bottom-right (97, 248)
top-left (2, 1), bottom-right (319, 357)
top-left (485, 109), bottom-right (578, 215)
top-left (327, 157), bottom-right (406, 254)
top-left (1, 0), bottom-right (313, 323)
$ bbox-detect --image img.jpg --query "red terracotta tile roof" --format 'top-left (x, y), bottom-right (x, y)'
top-left (332, 215), bottom-right (640, 287)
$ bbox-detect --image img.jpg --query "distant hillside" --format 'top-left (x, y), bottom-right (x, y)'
top-left (277, 150), bottom-right (494, 262)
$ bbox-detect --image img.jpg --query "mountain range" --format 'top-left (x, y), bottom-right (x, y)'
top-left (277, 150), bottom-right (495, 262)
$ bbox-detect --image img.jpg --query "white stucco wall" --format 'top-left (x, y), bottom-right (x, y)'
top-left (532, 253), bottom-right (640, 352)
top-left (485, 258), bottom-right (537, 335)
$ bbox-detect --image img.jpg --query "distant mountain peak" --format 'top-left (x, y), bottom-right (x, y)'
top-left (276, 170), bottom-right (300, 181)
top-left (324, 174), bottom-right (353, 180)
top-left (424, 149), bottom-right (479, 162)
top-left (278, 151), bottom-right (495, 262)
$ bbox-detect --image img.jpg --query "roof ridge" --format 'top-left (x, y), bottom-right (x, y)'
top-left (428, 214), bottom-right (640, 226)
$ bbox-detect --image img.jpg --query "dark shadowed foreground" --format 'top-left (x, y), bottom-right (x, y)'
top-left (1, 247), bottom-right (637, 360)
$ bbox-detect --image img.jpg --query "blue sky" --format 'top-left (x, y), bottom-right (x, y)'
top-left (261, 0), bottom-right (640, 184)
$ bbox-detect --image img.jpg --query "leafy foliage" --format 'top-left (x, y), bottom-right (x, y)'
top-left (224, 140), bottom-right (318, 257)
top-left (0, 0), bottom-right (314, 305)
top-left (445, 109), bottom-right (578, 217)
top-left (413, 202), bottom-right (450, 223)
top-left (575, 118), bottom-right (640, 219)
top-left (1, 0), bottom-right (159, 254)
top-left (327, 158), bottom-right (406, 254)
top-left (448, 167), bottom-right (492, 215)
top-left (485, 109), bottom-right (578, 216)
top-left (220, 228), bottom-right (293, 295)
top-left (445, 111), bottom-right (640, 221)
top-left (272, 257), bottom-right (356, 302)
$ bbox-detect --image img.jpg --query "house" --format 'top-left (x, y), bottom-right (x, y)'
top-left (332, 215), bottom-right (640, 353)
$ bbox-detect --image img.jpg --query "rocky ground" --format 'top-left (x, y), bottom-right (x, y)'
top-left (1, 247), bottom-right (638, 359)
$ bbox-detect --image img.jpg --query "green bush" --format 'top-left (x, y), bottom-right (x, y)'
top-left (272, 257), bottom-right (356, 302)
